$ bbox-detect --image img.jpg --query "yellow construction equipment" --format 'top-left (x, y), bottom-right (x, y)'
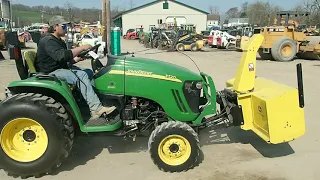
top-left (226, 34), bottom-right (305, 143)
top-left (256, 11), bottom-right (320, 61)
top-left (235, 26), bottom-right (253, 51)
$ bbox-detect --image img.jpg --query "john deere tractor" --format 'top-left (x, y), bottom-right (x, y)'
top-left (0, 34), bottom-right (306, 178)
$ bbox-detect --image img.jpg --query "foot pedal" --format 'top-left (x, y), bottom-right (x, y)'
top-left (85, 114), bottom-right (121, 127)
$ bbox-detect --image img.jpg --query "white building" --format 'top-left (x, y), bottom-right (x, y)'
top-left (113, 0), bottom-right (209, 34)
top-left (224, 18), bottom-right (249, 27)
top-left (207, 14), bottom-right (220, 28)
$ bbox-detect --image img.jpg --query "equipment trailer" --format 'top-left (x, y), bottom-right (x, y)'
top-left (0, 34), bottom-right (305, 178)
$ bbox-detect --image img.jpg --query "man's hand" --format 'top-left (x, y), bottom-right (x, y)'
top-left (82, 44), bottom-right (92, 51)
top-left (71, 44), bottom-right (93, 58)
top-left (73, 56), bottom-right (85, 63)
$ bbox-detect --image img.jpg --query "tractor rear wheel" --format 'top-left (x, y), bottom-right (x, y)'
top-left (0, 93), bottom-right (74, 178)
top-left (191, 43), bottom-right (198, 51)
top-left (176, 43), bottom-right (185, 52)
top-left (271, 37), bottom-right (297, 62)
top-left (148, 121), bottom-right (200, 172)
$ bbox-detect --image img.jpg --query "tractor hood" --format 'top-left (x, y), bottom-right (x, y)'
top-left (121, 56), bottom-right (202, 82)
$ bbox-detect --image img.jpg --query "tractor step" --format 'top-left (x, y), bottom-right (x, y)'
top-left (85, 115), bottom-right (121, 127)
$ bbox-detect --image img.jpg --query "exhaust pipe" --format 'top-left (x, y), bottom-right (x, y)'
top-left (297, 63), bottom-right (304, 108)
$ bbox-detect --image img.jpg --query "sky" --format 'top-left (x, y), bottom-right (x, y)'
top-left (13, 0), bottom-right (301, 13)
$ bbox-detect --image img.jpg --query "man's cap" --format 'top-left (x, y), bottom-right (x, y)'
top-left (49, 16), bottom-right (70, 26)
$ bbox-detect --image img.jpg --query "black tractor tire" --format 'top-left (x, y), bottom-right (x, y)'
top-left (0, 93), bottom-right (74, 178)
top-left (258, 49), bottom-right (274, 60)
top-left (271, 37), bottom-right (297, 62)
top-left (148, 121), bottom-right (200, 172)
top-left (176, 43), bottom-right (185, 52)
top-left (190, 43), bottom-right (198, 51)
top-left (153, 39), bottom-right (159, 48)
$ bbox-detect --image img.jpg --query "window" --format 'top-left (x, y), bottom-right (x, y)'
top-left (163, 2), bottom-right (169, 9)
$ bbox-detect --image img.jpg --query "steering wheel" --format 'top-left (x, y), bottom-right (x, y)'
top-left (78, 43), bottom-right (101, 58)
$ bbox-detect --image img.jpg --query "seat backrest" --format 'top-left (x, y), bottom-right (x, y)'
top-left (23, 51), bottom-right (37, 73)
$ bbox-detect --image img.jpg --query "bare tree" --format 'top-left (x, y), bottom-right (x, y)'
top-left (247, 1), bottom-right (281, 26)
top-left (64, 1), bottom-right (74, 22)
top-left (296, 0), bottom-right (320, 26)
top-left (240, 2), bottom-right (248, 17)
top-left (226, 7), bottom-right (239, 19)
top-left (209, 5), bottom-right (219, 14)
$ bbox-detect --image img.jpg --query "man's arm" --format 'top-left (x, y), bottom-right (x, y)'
top-left (44, 39), bottom-right (91, 63)
top-left (71, 45), bottom-right (91, 58)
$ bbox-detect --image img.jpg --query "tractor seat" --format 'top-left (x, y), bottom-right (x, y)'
top-left (23, 51), bottom-right (76, 90)
top-left (23, 51), bottom-right (37, 74)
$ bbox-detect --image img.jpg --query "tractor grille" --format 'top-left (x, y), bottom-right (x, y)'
top-left (171, 89), bottom-right (187, 113)
top-left (182, 81), bottom-right (201, 113)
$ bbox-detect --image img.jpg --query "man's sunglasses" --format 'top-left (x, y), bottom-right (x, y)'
top-left (59, 24), bottom-right (68, 31)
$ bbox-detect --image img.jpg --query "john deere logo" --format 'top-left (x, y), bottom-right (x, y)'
top-left (248, 63), bottom-right (254, 71)
top-left (108, 82), bottom-right (116, 89)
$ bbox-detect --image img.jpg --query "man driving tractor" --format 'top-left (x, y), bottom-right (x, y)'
top-left (35, 16), bottom-right (117, 124)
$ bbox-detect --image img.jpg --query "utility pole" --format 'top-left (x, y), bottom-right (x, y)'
top-left (102, 0), bottom-right (107, 50)
top-left (106, 0), bottom-right (111, 54)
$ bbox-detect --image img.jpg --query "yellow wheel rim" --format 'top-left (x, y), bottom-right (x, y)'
top-left (281, 44), bottom-right (293, 57)
top-left (0, 118), bottom-right (48, 162)
top-left (158, 135), bottom-right (191, 166)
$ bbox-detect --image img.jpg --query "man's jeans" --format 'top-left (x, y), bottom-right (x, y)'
top-left (49, 66), bottom-right (102, 111)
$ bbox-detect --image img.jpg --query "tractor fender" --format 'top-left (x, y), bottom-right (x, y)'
top-left (5, 79), bottom-right (86, 131)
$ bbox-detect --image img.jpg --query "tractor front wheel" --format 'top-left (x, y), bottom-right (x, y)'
top-left (0, 93), bottom-right (74, 178)
top-left (148, 121), bottom-right (200, 172)
top-left (176, 43), bottom-right (185, 52)
top-left (271, 37), bottom-right (297, 62)
top-left (191, 43), bottom-right (198, 51)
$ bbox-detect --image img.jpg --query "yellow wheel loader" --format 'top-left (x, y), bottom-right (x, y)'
top-left (257, 11), bottom-right (320, 62)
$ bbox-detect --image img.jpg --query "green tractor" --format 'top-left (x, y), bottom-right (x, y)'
top-left (0, 34), bottom-right (306, 178)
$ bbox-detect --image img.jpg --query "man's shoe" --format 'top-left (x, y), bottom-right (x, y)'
top-left (85, 106), bottom-right (118, 127)
top-left (90, 106), bottom-right (117, 120)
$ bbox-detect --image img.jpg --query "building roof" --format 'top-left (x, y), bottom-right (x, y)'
top-left (113, 0), bottom-right (209, 20)
top-left (207, 14), bottom-right (220, 21)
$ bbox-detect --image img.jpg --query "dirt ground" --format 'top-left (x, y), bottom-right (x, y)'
top-left (0, 39), bottom-right (320, 180)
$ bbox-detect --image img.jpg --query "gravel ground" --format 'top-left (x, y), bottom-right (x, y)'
top-left (0, 39), bottom-right (319, 180)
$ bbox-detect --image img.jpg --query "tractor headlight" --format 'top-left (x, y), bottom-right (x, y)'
top-left (196, 82), bottom-right (203, 89)
top-left (183, 81), bottom-right (202, 113)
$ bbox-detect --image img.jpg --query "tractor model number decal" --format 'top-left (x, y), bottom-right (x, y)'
top-left (165, 74), bottom-right (178, 79)
top-left (109, 70), bottom-right (182, 83)
top-left (127, 69), bottom-right (153, 75)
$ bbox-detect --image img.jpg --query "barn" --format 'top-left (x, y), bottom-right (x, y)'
top-left (113, 0), bottom-right (209, 34)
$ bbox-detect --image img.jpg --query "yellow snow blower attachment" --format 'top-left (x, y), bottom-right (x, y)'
top-left (226, 34), bottom-right (305, 144)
